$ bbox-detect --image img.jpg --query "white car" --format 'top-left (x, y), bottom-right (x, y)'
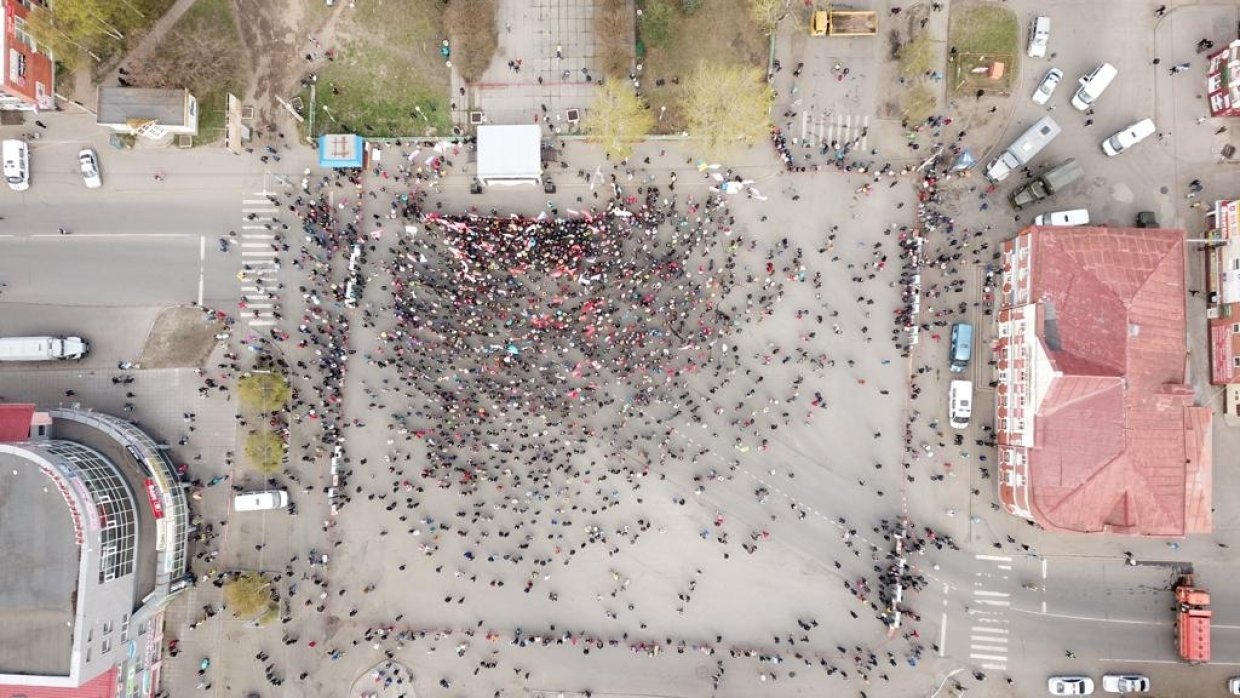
top-left (1032, 68), bottom-right (1063, 105)
top-left (78, 148), bottom-right (101, 189)
top-left (1229, 676), bottom-right (1240, 695)
top-left (1027, 16), bottom-right (1050, 58)
top-left (1101, 118), bottom-right (1156, 157)
top-left (1101, 674), bottom-right (1149, 693)
top-left (1049, 676), bottom-right (1094, 695)
top-left (1033, 209), bottom-right (1089, 227)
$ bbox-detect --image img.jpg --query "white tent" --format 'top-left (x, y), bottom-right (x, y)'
top-left (476, 125), bottom-right (542, 186)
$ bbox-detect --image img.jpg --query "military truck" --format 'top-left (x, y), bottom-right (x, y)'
top-left (1009, 158), bottom-right (1083, 209)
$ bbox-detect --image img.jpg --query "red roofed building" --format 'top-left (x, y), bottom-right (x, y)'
top-left (0, 667), bottom-right (116, 698)
top-left (994, 226), bottom-right (1213, 536)
top-left (0, 0), bottom-right (55, 111)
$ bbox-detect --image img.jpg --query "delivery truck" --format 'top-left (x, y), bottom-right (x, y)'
top-left (0, 336), bottom-right (89, 361)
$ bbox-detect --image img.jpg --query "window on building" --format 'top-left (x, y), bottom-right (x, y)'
top-left (102, 620), bottom-right (113, 634)
top-left (101, 638), bottom-right (112, 654)
top-left (1233, 323), bottom-right (1240, 334)
top-left (13, 18), bottom-right (36, 52)
top-left (1233, 356), bottom-right (1240, 368)
top-left (1232, 258), bottom-right (1240, 271)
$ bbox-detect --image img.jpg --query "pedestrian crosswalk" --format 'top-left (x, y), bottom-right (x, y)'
top-left (968, 554), bottom-right (1012, 671)
top-left (240, 193), bottom-right (281, 328)
top-left (799, 110), bottom-right (870, 151)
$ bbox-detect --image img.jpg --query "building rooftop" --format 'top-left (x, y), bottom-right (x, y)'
top-left (0, 451), bottom-right (79, 676)
top-left (0, 666), bottom-right (116, 698)
top-left (998, 227), bottom-right (1212, 536)
top-left (0, 403), bottom-right (33, 441)
top-left (96, 87), bottom-right (190, 127)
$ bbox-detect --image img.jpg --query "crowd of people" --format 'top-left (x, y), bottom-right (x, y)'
top-left (149, 74), bottom-right (1036, 695)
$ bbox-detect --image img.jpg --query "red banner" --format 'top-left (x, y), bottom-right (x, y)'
top-left (144, 479), bottom-right (165, 519)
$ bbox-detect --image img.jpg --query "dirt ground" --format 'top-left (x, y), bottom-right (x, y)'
top-left (232, 0), bottom-right (341, 134)
top-left (138, 306), bottom-right (225, 369)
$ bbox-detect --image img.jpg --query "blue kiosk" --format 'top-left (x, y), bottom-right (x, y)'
top-left (318, 133), bottom-right (366, 168)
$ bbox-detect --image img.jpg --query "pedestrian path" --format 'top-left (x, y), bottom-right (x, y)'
top-left (239, 192), bottom-right (281, 328)
top-left (967, 553), bottom-right (1012, 671)
top-left (799, 110), bottom-right (870, 151)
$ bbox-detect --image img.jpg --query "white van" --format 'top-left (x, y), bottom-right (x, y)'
top-left (949, 380), bottom-right (973, 430)
top-left (2, 139), bottom-right (29, 191)
top-left (1071, 63), bottom-right (1118, 111)
top-left (1102, 118), bottom-right (1156, 156)
top-left (1027, 17), bottom-right (1050, 58)
top-left (234, 490), bottom-right (289, 511)
top-left (1033, 209), bottom-right (1090, 226)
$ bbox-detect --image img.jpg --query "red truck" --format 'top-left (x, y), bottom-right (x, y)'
top-left (1175, 575), bottom-right (1211, 664)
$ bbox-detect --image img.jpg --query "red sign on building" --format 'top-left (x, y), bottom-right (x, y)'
top-left (1207, 39), bottom-right (1240, 117)
top-left (144, 479), bottom-right (165, 519)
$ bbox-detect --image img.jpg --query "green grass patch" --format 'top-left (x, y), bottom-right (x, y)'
top-left (900, 83), bottom-right (937, 125)
top-left (305, 0), bottom-right (450, 137)
top-left (639, 0), bottom-right (768, 134)
top-left (946, 3), bottom-right (1018, 97)
top-left (898, 33), bottom-right (935, 78)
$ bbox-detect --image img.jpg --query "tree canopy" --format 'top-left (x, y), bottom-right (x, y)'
top-left (444, 0), bottom-right (499, 83)
top-left (27, 0), bottom-right (133, 69)
top-left (747, 0), bottom-right (789, 35)
top-left (224, 572), bottom-right (273, 619)
top-left (244, 430), bottom-right (285, 475)
top-left (237, 372), bottom-right (290, 413)
top-left (680, 63), bottom-right (774, 156)
top-left (583, 81), bottom-right (655, 159)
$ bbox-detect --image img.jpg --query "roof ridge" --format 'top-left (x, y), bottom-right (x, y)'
top-left (1036, 374), bottom-right (1123, 419)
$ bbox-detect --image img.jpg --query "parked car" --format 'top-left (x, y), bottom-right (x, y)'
top-left (949, 380), bottom-right (973, 430)
top-left (1228, 676), bottom-right (1240, 695)
top-left (1101, 118), bottom-right (1156, 156)
top-left (2, 139), bottom-right (29, 191)
top-left (234, 490), bottom-right (289, 511)
top-left (78, 148), bottom-right (101, 188)
top-left (1027, 16), bottom-right (1050, 58)
top-left (1072, 63), bottom-right (1118, 111)
top-left (1101, 674), bottom-right (1149, 693)
top-left (1032, 68), bottom-right (1063, 105)
top-left (1049, 676), bottom-right (1094, 695)
top-left (1033, 209), bottom-right (1090, 226)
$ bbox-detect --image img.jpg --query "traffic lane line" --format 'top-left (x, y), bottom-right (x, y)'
top-left (27, 232), bottom-right (195, 239)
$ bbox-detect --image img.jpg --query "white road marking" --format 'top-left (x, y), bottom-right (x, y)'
top-left (197, 235), bottom-right (205, 306)
top-left (1042, 557), bottom-right (1048, 579)
top-left (939, 612), bottom-right (948, 656)
top-left (29, 233), bottom-right (192, 239)
top-left (973, 590), bottom-right (1010, 597)
top-left (974, 554), bottom-right (1012, 562)
top-left (967, 653), bottom-right (1007, 661)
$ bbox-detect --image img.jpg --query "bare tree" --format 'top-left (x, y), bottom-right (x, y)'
top-left (748, 0), bottom-right (790, 35)
top-left (444, 0), bottom-right (500, 83)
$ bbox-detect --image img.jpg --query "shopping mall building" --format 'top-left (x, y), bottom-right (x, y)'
top-left (0, 403), bottom-right (190, 698)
